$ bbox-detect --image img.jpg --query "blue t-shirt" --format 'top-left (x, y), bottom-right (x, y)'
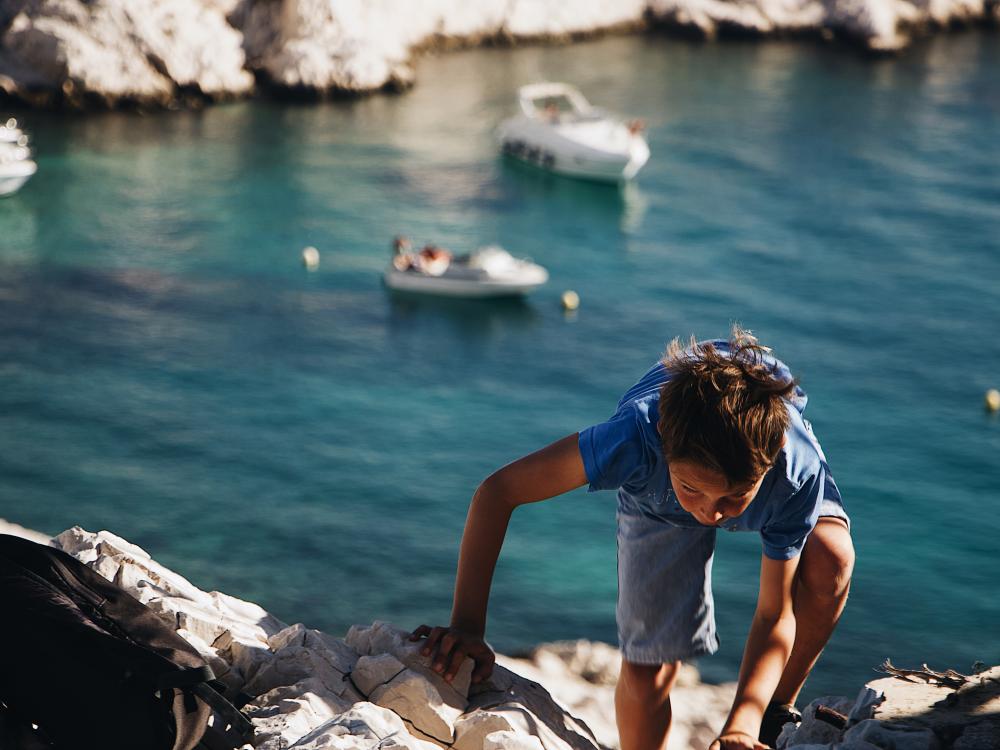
top-left (578, 344), bottom-right (841, 560)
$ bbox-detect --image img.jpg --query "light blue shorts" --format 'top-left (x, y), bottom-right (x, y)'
top-left (616, 497), bottom-right (850, 665)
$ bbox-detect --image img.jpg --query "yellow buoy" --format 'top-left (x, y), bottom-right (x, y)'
top-left (986, 389), bottom-right (1000, 413)
top-left (561, 290), bottom-right (580, 311)
top-left (302, 246), bottom-right (320, 271)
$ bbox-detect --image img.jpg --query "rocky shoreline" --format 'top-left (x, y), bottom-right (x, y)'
top-left (1, 519), bottom-right (996, 749)
top-left (0, 0), bottom-right (997, 111)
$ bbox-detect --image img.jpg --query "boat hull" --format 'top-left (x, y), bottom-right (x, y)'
top-left (383, 267), bottom-right (547, 298)
top-left (497, 118), bottom-right (649, 183)
top-left (0, 159), bottom-right (37, 197)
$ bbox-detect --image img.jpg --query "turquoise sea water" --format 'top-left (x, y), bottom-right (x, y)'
top-left (2, 32), bottom-right (999, 699)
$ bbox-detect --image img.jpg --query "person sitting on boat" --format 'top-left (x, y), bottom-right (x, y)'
top-left (391, 235), bottom-right (417, 271)
top-left (543, 102), bottom-right (561, 124)
top-left (417, 244), bottom-right (453, 276)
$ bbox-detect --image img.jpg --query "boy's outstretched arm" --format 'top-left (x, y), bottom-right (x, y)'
top-left (410, 433), bottom-right (588, 684)
top-left (712, 554), bottom-right (801, 750)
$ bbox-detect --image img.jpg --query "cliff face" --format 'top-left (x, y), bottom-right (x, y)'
top-left (1, 0), bottom-right (997, 109)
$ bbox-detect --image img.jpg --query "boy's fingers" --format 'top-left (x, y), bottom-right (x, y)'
top-left (432, 633), bottom-right (460, 672)
top-left (438, 632), bottom-right (458, 655)
top-left (409, 624), bottom-right (431, 641)
top-left (421, 626), bottom-right (447, 656)
top-left (442, 648), bottom-right (467, 682)
top-left (470, 650), bottom-right (496, 684)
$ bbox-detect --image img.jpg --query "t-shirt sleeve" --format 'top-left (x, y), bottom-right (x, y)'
top-left (760, 469), bottom-right (825, 560)
top-left (578, 409), bottom-right (652, 492)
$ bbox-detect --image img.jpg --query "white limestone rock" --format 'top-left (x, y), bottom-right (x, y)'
top-left (0, 518), bottom-right (51, 545)
top-left (843, 719), bottom-right (941, 750)
top-left (0, 0), bottom-right (253, 108)
top-left (466, 665), bottom-right (603, 750)
top-left (521, 640), bottom-right (623, 687)
top-left (54, 527), bottom-right (286, 661)
top-left (352, 653), bottom-right (407, 696)
top-left (245, 624), bottom-right (362, 701)
top-left (228, 0), bottom-right (999, 100)
top-left (248, 678), bottom-right (358, 749)
top-left (176, 627), bottom-right (235, 682)
top-left (229, 0), bottom-right (647, 97)
top-left (214, 629), bottom-right (276, 689)
top-left (485, 730), bottom-right (546, 750)
top-left (54, 527), bottom-right (213, 605)
top-left (369, 668), bottom-right (463, 744)
top-left (647, 0), bottom-right (990, 51)
top-left (499, 644), bottom-right (733, 750)
top-left (288, 702), bottom-right (440, 750)
top-left (3, 0), bottom-right (996, 109)
top-left (212, 589), bottom-right (289, 638)
top-left (453, 710), bottom-right (517, 750)
top-left (346, 621), bottom-right (474, 705)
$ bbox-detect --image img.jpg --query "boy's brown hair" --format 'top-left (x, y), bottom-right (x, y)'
top-left (657, 325), bottom-right (797, 486)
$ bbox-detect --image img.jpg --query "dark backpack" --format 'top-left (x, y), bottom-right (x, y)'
top-left (0, 534), bottom-right (255, 750)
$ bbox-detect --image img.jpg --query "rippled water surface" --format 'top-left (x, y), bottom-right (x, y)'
top-left (2, 31), bottom-right (999, 697)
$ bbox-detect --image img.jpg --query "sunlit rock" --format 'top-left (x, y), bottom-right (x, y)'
top-left (346, 621), bottom-right (474, 703)
top-left (4, 0), bottom-right (991, 109)
top-left (352, 654), bottom-right (407, 696)
top-left (369, 668), bottom-right (463, 744)
top-left (485, 730), bottom-right (546, 750)
top-left (453, 710), bottom-right (517, 750)
top-left (0, 0), bottom-right (253, 108)
top-left (245, 625), bottom-right (362, 701)
top-left (247, 678), bottom-right (357, 749)
top-left (288, 702), bottom-right (440, 750)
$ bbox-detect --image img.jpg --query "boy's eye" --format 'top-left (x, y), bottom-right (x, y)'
top-left (681, 484), bottom-right (699, 494)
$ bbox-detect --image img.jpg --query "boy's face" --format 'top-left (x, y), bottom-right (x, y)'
top-left (668, 460), bottom-right (766, 526)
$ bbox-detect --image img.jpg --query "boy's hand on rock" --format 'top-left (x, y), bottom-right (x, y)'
top-left (409, 624), bottom-right (496, 685)
top-left (709, 731), bottom-right (770, 750)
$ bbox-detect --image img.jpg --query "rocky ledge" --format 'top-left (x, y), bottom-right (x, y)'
top-left (1, 0), bottom-right (998, 109)
top-left (1, 520), bottom-right (996, 750)
top-left (26, 524), bottom-right (735, 750)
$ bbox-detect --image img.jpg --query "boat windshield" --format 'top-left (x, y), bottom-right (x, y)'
top-left (530, 94), bottom-right (577, 116)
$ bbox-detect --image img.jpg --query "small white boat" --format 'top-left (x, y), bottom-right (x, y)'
top-left (384, 245), bottom-right (548, 298)
top-left (497, 82), bottom-right (650, 183)
top-left (0, 118), bottom-right (36, 196)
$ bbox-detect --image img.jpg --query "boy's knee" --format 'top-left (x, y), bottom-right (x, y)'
top-left (617, 659), bottom-right (681, 704)
top-left (800, 519), bottom-right (855, 598)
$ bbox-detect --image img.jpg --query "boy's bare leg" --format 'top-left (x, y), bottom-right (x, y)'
top-left (771, 518), bottom-right (855, 705)
top-left (615, 660), bottom-right (681, 750)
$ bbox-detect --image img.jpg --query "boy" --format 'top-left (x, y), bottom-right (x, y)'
top-left (411, 328), bottom-right (855, 750)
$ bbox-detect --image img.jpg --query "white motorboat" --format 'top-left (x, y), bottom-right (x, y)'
top-left (497, 82), bottom-right (650, 183)
top-left (384, 245), bottom-right (548, 298)
top-left (0, 118), bottom-right (36, 196)
top-left (0, 158), bottom-right (37, 197)
top-left (0, 117), bottom-right (27, 145)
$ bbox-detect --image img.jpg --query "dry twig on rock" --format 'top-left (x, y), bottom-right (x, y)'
top-left (875, 659), bottom-right (971, 689)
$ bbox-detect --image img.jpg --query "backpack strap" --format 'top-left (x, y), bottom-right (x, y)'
top-left (156, 666), bottom-right (216, 691)
top-left (157, 668), bottom-right (254, 748)
top-left (190, 682), bottom-right (254, 744)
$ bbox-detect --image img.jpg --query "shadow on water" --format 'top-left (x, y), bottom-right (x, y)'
top-left (497, 157), bottom-right (648, 234)
top-left (384, 289), bottom-right (540, 335)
